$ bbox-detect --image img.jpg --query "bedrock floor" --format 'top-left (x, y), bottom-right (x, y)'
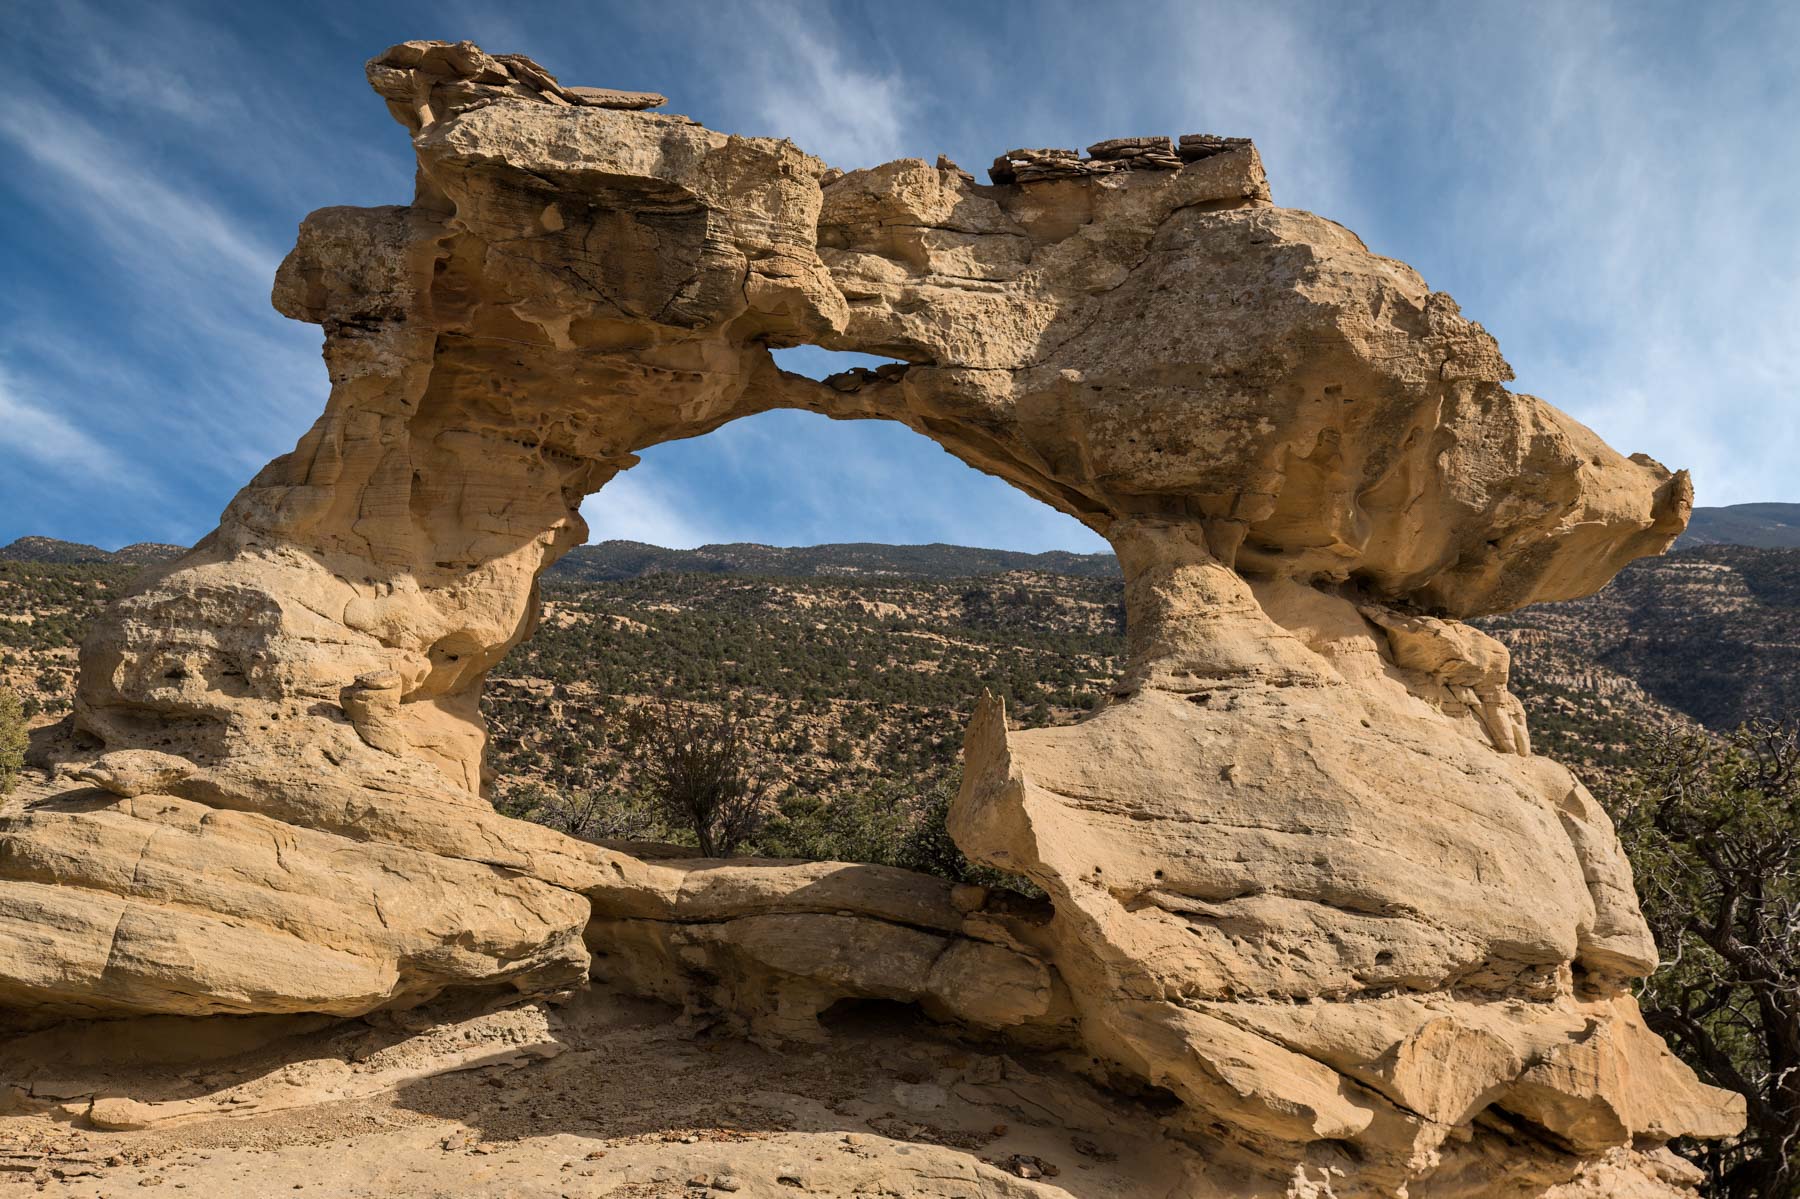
top-left (0, 986), bottom-right (1187, 1198)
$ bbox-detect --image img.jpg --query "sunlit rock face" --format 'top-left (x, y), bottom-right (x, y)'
top-left (0, 39), bottom-right (1734, 1198)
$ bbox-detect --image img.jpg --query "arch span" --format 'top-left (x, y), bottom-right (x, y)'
top-left (0, 40), bottom-right (1737, 1196)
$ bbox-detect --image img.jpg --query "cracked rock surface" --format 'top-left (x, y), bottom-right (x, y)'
top-left (0, 39), bottom-right (1738, 1197)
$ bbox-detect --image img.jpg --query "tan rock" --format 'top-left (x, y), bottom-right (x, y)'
top-left (86, 1095), bottom-right (156, 1131)
top-left (0, 38), bottom-right (1738, 1196)
top-left (563, 85), bottom-right (666, 110)
top-left (1501, 996), bottom-right (1747, 1151)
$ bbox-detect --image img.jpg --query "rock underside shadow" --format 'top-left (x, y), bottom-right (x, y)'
top-left (0, 39), bottom-right (1743, 1198)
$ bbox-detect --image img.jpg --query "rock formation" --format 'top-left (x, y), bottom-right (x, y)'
top-left (0, 39), bottom-right (1741, 1197)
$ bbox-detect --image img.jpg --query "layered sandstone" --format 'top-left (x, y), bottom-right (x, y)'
top-left (0, 39), bottom-right (1738, 1197)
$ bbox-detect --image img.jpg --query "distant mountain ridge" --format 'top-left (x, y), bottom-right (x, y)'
top-left (550, 504), bottom-right (1799, 579)
top-left (7, 501), bottom-right (1794, 574)
top-left (0, 536), bottom-right (186, 565)
top-left (1675, 502), bottom-right (1800, 549)
top-left (548, 539), bottom-right (1121, 581)
top-left (1478, 544), bottom-right (1799, 743)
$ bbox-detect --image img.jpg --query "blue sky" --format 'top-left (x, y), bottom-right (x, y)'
top-left (3, 1), bottom-right (1795, 554)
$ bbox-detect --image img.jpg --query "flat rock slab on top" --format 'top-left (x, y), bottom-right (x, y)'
top-left (564, 85), bottom-right (666, 109)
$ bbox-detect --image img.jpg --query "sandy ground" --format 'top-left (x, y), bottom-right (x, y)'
top-left (0, 988), bottom-right (1198, 1198)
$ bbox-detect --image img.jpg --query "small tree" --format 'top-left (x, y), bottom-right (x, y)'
top-left (758, 774), bottom-right (1042, 894)
top-left (0, 686), bottom-right (27, 795)
top-left (622, 699), bottom-right (768, 857)
top-left (1608, 721), bottom-right (1799, 1198)
top-left (494, 780), bottom-right (668, 843)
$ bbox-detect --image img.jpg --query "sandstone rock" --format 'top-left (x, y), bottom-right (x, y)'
top-left (934, 153), bottom-right (975, 184)
top-left (583, 858), bottom-right (1068, 1046)
top-left (86, 1096), bottom-right (156, 1131)
top-left (75, 749), bottom-right (195, 798)
top-left (1179, 132), bottom-right (1255, 161)
top-left (0, 38), bottom-right (1738, 1197)
top-left (1087, 135), bottom-right (1182, 169)
top-left (563, 85), bottom-right (666, 110)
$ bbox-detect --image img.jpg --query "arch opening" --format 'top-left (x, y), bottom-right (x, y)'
top-left (483, 405), bottom-right (1123, 886)
top-left (575, 406), bottom-right (1109, 555)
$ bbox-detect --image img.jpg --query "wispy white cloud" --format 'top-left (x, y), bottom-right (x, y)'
top-left (59, 35), bottom-right (220, 125)
top-left (694, 0), bottom-right (915, 168)
top-left (0, 94), bottom-right (280, 292)
top-left (1105, 0), bottom-right (1357, 218)
top-left (580, 468), bottom-right (715, 548)
top-left (23, 0), bottom-right (410, 210)
top-left (0, 78), bottom-right (327, 542)
top-left (1349, 2), bottom-right (1800, 505)
top-left (0, 367), bottom-right (135, 483)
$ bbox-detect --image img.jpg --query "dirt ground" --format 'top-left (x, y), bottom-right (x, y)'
top-left (0, 987), bottom-right (1198, 1198)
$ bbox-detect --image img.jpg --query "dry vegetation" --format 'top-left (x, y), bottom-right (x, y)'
top-left (6, 545), bottom-right (1793, 803)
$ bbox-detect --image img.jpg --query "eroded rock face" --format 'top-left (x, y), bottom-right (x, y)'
top-left (0, 39), bottom-right (1736, 1197)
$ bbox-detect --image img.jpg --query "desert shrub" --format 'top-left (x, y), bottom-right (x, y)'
top-left (760, 773), bottom-right (1036, 893)
top-left (622, 698), bottom-right (768, 857)
top-left (0, 686), bottom-right (26, 795)
top-left (888, 778), bottom-right (995, 886)
top-left (1605, 720), bottom-right (1800, 1198)
top-left (494, 780), bottom-right (669, 844)
top-left (760, 783), bottom-right (911, 866)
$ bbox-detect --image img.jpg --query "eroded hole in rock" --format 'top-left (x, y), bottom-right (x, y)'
top-left (818, 996), bottom-right (932, 1036)
top-left (481, 405), bottom-right (1118, 891)
top-left (769, 345), bottom-right (907, 381)
top-left (483, 403), bottom-right (1108, 1067)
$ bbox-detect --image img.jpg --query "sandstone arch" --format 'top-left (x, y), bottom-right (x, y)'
top-left (0, 40), bottom-right (1742, 1196)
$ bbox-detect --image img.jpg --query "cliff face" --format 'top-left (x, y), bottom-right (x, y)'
top-left (0, 40), bottom-right (1736, 1197)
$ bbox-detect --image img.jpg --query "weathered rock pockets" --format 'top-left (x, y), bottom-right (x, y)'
top-left (0, 38), bottom-right (1735, 1197)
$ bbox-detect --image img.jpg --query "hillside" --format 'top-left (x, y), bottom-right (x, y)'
top-left (3, 539), bottom-right (1793, 815)
top-left (0, 560), bottom-right (141, 720)
top-left (0, 536), bottom-right (186, 565)
top-left (540, 506), bottom-right (1792, 579)
top-left (1675, 501), bottom-right (1800, 549)
top-left (482, 569), bottom-right (1123, 841)
top-left (1478, 546), bottom-right (1800, 742)
top-left (7, 505), bottom-right (1790, 570)
top-left (549, 539), bottom-right (1120, 581)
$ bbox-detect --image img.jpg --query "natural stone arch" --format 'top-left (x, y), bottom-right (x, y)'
top-left (0, 40), bottom-right (1740, 1196)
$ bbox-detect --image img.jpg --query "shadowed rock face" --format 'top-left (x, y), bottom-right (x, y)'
top-left (0, 38), bottom-right (1734, 1198)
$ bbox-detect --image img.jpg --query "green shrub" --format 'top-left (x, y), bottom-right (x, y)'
top-left (493, 780), bottom-right (669, 844)
top-left (758, 773), bottom-right (1036, 893)
top-left (622, 698), bottom-right (768, 857)
top-left (0, 686), bottom-right (26, 795)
